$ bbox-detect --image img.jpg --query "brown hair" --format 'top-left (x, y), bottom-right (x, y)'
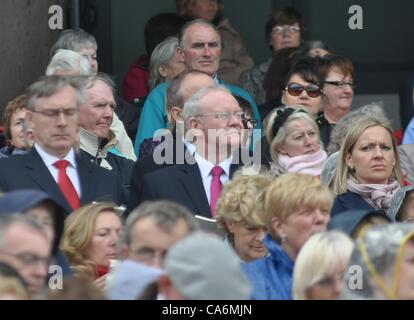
top-left (2, 95), bottom-right (27, 143)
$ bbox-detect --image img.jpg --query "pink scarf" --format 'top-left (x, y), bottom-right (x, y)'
top-left (347, 178), bottom-right (401, 211)
top-left (278, 148), bottom-right (328, 176)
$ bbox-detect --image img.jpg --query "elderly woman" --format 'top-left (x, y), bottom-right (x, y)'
top-left (176, 0), bottom-right (254, 85)
top-left (242, 173), bottom-right (333, 300)
top-left (342, 223), bottom-right (414, 300)
top-left (281, 56), bottom-right (324, 117)
top-left (216, 173), bottom-right (273, 262)
top-left (266, 107), bottom-right (327, 176)
top-left (61, 202), bottom-right (123, 288)
top-left (293, 230), bottom-right (354, 300)
top-left (387, 186), bottom-right (414, 223)
top-left (240, 6), bottom-right (304, 105)
top-left (0, 95), bottom-right (32, 158)
top-left (316, 54), bottom-right (355, 147)
top-left (148, 37), bottom-right (185, 90)
top-left (332, 117), bottom-right (403, 216)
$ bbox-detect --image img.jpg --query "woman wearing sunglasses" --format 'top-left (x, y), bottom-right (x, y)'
top-left (281, 56), bottom-right (324, 117)
top-left (266, 107), bottom-right (327, 176)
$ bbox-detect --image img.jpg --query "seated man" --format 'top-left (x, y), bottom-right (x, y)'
top-left (0, 214), bottom-right (51, 298)
top-left (134, 19), bottom-right (261, 157)
top-left (138, 85), bottom-right (248, 217)
top-left (78, 74), bottom-right (134, 202)
top-left (0, 76), bottom-right (123, 214)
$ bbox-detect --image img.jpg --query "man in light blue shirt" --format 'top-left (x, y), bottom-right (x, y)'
top-left (134, 19), bottom-right (261, 157)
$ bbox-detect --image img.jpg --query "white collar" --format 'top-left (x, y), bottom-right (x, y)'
top-left (35, 144), bottom-right (77, 168)
top-left (194, 152), bottom-right (233, 180)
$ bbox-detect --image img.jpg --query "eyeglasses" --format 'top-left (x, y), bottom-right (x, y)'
top-left (324, 81), bottom-right (355, 89)
top-left (196, 111), bottom-right (246, 121)
top-left (32, 108), bottom-right (78, 119)
top-left (285, 83), bottom-right (322, 98)
top-left (272, 25), bottom-right (301, 34)
top-left (0, 251), bottom-right (51, 268)
top-left (242, 116), bottom-right (259, 128)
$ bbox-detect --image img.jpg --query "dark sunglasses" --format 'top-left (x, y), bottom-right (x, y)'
top-left (285, 83), bottom-right (322, 98)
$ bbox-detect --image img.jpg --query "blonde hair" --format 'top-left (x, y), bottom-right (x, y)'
top-left (266, 107), bottom-right (321, 162)
top-left (216, 173), bottom-right (273, 234)
top-left (333, 117), bottom-right (403, 195)
top-left (60, 202), bottom-right (121, 279)
top-left (293, 231), bottom-right (354, 300)
top-left (176, 0), bottom-right (223, 17)
top-left (264, 173), bottom-right (334, 239)
top-left (0, 277), bottom-right (30, 300)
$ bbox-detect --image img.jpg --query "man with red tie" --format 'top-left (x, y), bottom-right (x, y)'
top-left (139, 85), bottom-right (246, 218)
top-left (0, 76), bottom-right (123, 215)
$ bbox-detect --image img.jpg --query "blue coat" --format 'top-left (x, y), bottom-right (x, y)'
top-left (242, 234), bottom-right (293, 300)
top-left (134, 80), bottom-right (262, 157)
top-left (331, 191), bottom-right (376, 217)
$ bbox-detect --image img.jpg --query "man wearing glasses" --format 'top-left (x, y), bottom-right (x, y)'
top-left (0, 215), bottom-right (51, 297)
top-left (0, 76), bottom-right (123, 214)
top-left (139, 85), bottom-right (245, 218)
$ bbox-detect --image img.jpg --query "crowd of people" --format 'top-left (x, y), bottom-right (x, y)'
top-left (1, 2), bottom-right (414, 300)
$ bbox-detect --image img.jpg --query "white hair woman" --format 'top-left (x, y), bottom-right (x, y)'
top-left (293, 230), bottom-right (354, 300)
top-left (267, 107), bottom-right (327, 176)
top-left (148, 37), bottom-right (185, 90)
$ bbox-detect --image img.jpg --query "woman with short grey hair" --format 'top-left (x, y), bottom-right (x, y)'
top-left (148, 37), bottom-right (185, 90)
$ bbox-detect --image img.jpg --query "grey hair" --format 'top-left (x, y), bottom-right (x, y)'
top-left (123, 200), bottom-right (199, 245)
top-left (46, 49), bottom-right (92, 76)
top-left (50, 28), bottom-right (97, 57)
top-left (327, 102), bottom-right (389, 155)
top-left (178, 19), bottom-right (222, 50)
top-left (182, 85), bottom-right (230, 130)
top-left (83, 73), bottom-right (117, 98)
top-left (26, 76), bottom-right (86, 111)
top-left (266, 106), bottom-right (321, 162)
top-left (149, 37), bottom-right (180, 90)
top-left (0, 214), bottom-right (47, 250)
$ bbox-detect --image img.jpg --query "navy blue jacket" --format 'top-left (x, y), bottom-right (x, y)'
top-left (331, 191), bottom-right (376, 217)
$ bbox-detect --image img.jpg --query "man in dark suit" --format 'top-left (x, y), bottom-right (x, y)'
top-left (138, 85), bottom-right (246, 218)
top-left (127, 71), bottom-right (215, 213)
top-left (0, 76), bottom-right (123, 215)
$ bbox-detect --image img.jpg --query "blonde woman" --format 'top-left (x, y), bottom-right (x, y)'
top-left (216, 173), bottom-right (273, 262)
top-left (266, 107), bottom-right (327, 176)
top-left (332, 117), bottom-right (403, 216)
top-left (293, 230), bottom-right (354, 300)
top-left (61, 202), bottom-right (123, 288)
top-left (242, 173), bottom-right (333, 300)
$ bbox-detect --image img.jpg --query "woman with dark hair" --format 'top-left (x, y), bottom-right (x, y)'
top-left (240, 6), bottom-right (304, 105)
top-left (176, 0), bottom-right (254, 85)
top-left (316, 54), bottom-right (355, 147)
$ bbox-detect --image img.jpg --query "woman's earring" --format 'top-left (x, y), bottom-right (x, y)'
top-left (349, 165), bottom-right (354, 171)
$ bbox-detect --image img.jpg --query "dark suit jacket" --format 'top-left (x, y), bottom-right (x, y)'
top-left (137, 160), bottom-right (242, 218)
top-left (0, 148), bottom-right (124, 215)
top-left (331, 191), bottom-right (377, 217)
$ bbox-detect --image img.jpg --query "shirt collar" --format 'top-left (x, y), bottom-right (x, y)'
top-left (35, 144), bottom-right (77, 168)
top-left (194, 152), bottom-right (233, 180)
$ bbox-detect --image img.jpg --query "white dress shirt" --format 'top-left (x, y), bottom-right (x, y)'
top-left (35, 144), bottom-right (81, 197)
top-left (194, 152), bottom-right (232, 205)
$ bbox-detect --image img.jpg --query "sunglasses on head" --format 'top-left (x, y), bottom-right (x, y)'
top-left (285, 82), bottom-right (322, 98)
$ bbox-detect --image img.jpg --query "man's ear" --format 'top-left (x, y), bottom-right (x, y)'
top-left (170, 107), bottom-right (183, 122)
top-left (177, 47), bottom-right (185, 63)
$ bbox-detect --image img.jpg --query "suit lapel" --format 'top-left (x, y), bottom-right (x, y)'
top-left (76, 152), bottom-right (94, 205)
top-left (178, 162), bottom-right (211, 217)
top-left (24, 149), bottom-right (72, 213)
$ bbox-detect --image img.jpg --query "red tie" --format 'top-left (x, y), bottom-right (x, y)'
top-left (53, 160), bottom-right (80, 210)
top-left (210, 166), bottom-right (224, 217)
